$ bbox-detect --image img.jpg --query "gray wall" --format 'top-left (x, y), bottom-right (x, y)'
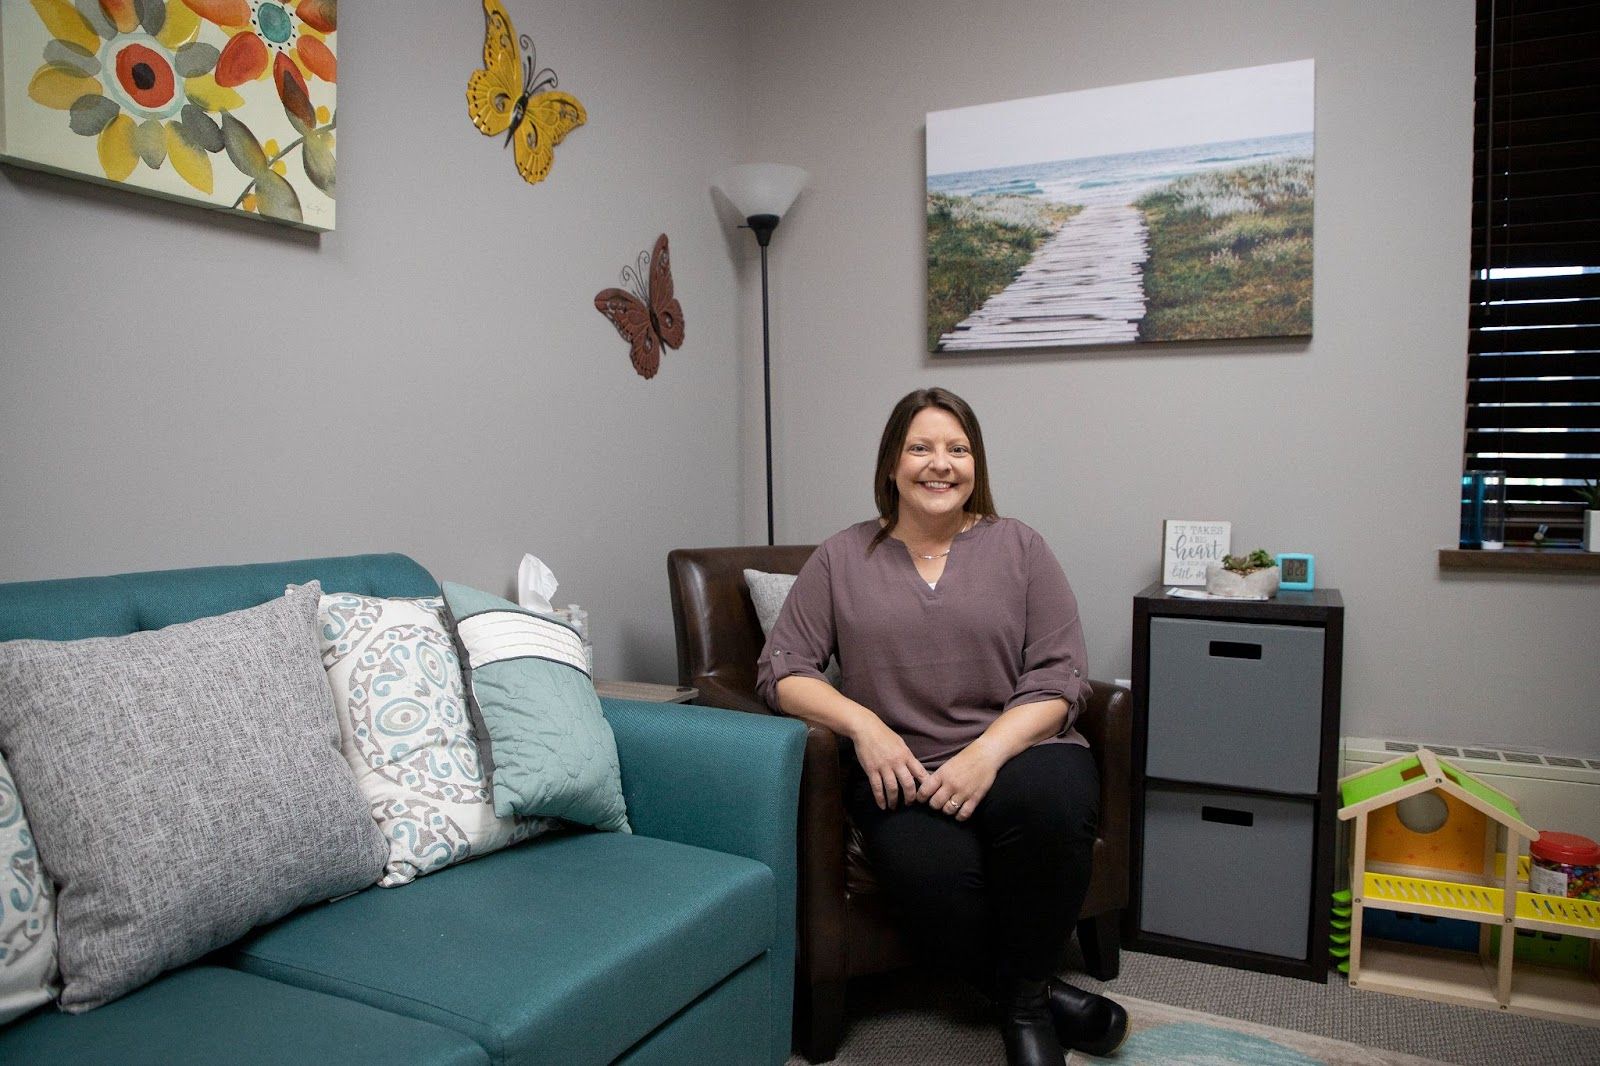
top-left (741, 0), bottom-right (1599, 754)
top-left (3, 1), bottom-right (1595, 754)
top-left (0, 2), bottom-right (751, 683)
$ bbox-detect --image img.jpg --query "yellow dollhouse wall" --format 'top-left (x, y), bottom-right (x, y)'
top-left (1367, 788), bottom-right (1489, 874)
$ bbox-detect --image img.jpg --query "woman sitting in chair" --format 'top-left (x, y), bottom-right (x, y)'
top-left (756, 386), bottom-right (1127, 1066)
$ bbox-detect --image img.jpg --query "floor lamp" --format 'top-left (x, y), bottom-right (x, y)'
top-left (713, 163), bottom-right (808, 546)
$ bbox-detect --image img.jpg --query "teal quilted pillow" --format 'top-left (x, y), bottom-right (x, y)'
top-left (442, 583), bottom-right (629, 834)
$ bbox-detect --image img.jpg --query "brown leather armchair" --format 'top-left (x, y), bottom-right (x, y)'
top-left (668, 546), bottom-right (1131, 1064)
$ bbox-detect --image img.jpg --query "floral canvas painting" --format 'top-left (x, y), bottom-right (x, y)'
top-left (926, 60), bottom-right (1313, 352)
top-left (0, 0), bottom-right (337, 230)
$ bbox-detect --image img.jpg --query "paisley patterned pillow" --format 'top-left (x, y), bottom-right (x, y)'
top-left (318, 593), bottom-right (554, 887)
top-left (0, 752), bottom-right (56, 1023)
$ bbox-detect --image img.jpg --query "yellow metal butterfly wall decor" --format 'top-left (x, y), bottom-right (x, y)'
top-left (466, 0), bottom-right (586, 185)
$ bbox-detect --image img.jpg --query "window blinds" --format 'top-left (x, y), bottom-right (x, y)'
top-left (1465, 0), bottom-right (1600, 541)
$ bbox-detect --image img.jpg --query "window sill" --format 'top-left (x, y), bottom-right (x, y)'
top-left (1438, 547), bottom-right (1600, 574)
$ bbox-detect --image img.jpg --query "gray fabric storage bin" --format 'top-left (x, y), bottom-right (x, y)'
top-left (1139, 785), bottom-right (1315, 959)
top-left (1146, 617), bottom-right (1324, 793)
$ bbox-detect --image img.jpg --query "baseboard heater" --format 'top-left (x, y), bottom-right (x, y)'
top-left (1340, 737), bottom-right (1600, 841)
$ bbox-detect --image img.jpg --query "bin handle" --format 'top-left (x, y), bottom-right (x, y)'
top-left (1202, 805), bottom-right (1254, 827)
top-left (1209, 640), bottom-right (1262, 660)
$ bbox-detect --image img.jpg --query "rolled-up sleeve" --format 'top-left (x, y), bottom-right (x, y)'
top-left (1004, 530), bottom-right (1092, 728)
top-left (755, 548), bottom-right (837, 711)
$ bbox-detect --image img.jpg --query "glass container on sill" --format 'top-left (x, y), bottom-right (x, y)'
top-left (1459, 470), bottom-right (1507, 550)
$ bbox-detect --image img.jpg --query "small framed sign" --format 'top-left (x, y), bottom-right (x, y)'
top-left (1277, 553), bottom-right (1316, 591)
top-left (1161, 520), bottom-right (1231, 585)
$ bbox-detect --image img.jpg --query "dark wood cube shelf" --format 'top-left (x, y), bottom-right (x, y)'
top-left (1127, 582), bottom-right (1345, 981)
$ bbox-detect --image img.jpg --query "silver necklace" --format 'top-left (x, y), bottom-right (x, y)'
top-left (909, 518), bottom-right (973, 560)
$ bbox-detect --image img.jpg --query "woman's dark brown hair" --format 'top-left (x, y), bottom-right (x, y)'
top-left (869, 387), bottom-right (997, 551)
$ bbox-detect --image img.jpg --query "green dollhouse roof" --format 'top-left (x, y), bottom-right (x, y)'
top-left (1438, 759), bottom-right (1522, 820)
top-left (1338, 749), bottom-right (1529, 829)
top-left (1339, 755), bottom-right (1424, 808)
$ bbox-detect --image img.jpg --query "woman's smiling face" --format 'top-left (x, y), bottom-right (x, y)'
top-left (894, 406), bottom-right (976, 524)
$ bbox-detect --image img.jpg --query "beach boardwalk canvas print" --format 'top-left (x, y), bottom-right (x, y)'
top-left (0, 0), bottom-right (338, 230)
top-left (927, 60), bottom-right (1313, 352)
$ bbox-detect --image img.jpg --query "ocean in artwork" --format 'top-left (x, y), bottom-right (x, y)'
top-left (928, 131), bottom-right (1312, 209)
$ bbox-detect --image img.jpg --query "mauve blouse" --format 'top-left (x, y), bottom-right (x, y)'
top-left (755, 516), bottom-right (1090, 769)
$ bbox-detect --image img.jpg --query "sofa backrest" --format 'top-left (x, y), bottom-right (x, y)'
top-left (0, 554), bottom-right (438, 642)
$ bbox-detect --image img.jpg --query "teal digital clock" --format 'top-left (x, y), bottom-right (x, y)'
top-left (1277, 553), bottom-right (1315, 591)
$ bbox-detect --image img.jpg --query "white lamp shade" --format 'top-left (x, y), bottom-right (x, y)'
top-left (713, 164), bottom-right (808, 220)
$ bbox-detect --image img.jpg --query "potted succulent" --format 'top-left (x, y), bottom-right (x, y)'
top-left (1580, 479), bottom-right (1600, 553)
top-left (1205, 548), bottom-right (1281, 598)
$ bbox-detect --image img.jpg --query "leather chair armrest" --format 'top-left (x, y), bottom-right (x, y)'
top-left (692, 674), bottom-right (776, 716)
top-left (797, 723), bottom-right (848, 985)
top-left (1077, 679), bottom-right (1131, 905)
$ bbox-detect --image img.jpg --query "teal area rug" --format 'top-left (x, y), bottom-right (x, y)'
top-left (1074, 995), bottom-right (1451, 1066)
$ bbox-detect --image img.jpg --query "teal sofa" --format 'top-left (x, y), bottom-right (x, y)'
top-left (0, 554), bottom-right (806, 1066)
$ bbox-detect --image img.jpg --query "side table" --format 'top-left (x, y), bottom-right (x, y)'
top-left (593, 680), bottom-right (698, 704)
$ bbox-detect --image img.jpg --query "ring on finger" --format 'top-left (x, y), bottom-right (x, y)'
top-left (946, 798), bottom-right (961, 810)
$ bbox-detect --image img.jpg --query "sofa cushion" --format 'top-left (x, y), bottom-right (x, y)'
top-left (611, 953), bottom-right (771, 1066)
top-left (318, 592), bottom-right (554, 886)
top-left (229, 832), bottom-right (775, 1066)
top-left (0, 966), bottom-right (489, 1066)
top-left (442, 583), bottom-right (629, 833)
top-left (0, 581), bottom-right (387, 1010)
top-left (0, 751), bottom-right (56, 1023)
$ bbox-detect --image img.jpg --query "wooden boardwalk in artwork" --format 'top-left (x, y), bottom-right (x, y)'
top-left (937, 203), bottom-right (1150, 350)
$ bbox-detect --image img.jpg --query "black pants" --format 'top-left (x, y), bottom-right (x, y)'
top-left (846, 742), bottom-right (1099, 987)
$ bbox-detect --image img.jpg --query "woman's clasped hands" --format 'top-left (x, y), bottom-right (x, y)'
top-left (854, 718), bottom-right (1001, 821)
top-left (915, 738), bottom-right (1002, 822)
top-left (852, 717), bottom-right (927, 811)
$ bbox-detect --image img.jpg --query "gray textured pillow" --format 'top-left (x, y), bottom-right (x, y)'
top-left (744, 569), bottom-right (841, 685)
top-left (0, 581), bottom-right (387, 1012)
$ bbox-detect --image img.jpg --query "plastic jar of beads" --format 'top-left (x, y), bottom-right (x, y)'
top-left (1529, 832), bottom-right (1600, 902)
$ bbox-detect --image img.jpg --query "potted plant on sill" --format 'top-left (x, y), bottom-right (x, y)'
top-left (1205, 549), bottom-right (1281, 598)
top-left (1580, 479), bottom-right (1600, 553)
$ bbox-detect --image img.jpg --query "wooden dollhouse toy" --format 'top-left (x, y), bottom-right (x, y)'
top-left (1338, 748), bottom-right (1600, 1026)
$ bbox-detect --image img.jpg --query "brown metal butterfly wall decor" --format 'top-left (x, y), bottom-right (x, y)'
top-left (595, 234), bottom-right (684, 380)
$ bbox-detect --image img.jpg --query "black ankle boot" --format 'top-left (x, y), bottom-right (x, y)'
top-left (1000, 978), bottom-right (1065, 1066)
top-left (1045, 977), bottom-right (1129, 1057)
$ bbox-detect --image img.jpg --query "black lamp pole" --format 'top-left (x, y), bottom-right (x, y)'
top-left (747, 213), bottom-right (780, 547)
